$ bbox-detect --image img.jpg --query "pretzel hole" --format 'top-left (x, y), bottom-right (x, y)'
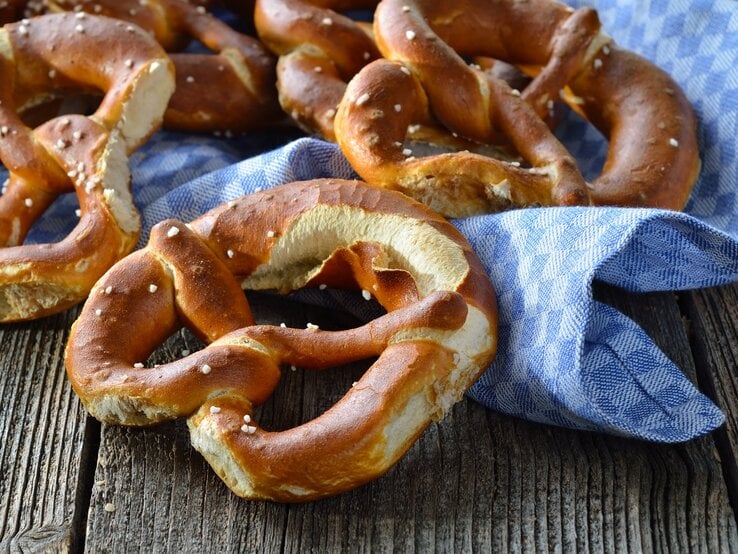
top-left (408, 73), bottom-right (608, 189)
top-left (410, 51), bottom-right (610, 177)
top-left (251, 291), bottom-right (379, 431)
top-left (508, 63), bottom-right (608, 180)
top-left (180, 37), bottom-right (216, 56)
top-left (402, 133), bottom-right (521, 165)
top-left (341, 8), bottom-right (374, 21)
top-left (19, 93), bottom-right (102, 128)
top-left (0, 173), bottom-right (85, 248)
top-left (383, 58), bottom-right (531, 166)
top-left (552, 102), bottom-right (607, 182)
top-left (404, 57), bottom-right (610, 175)
top-left (138, 290), bottom-right (376, 432)
top-left (22, 192), bottom-right (82, 245)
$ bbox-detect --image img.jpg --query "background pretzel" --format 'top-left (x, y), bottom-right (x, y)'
top-left (335, 0), bottom-right (700, 216)
top-left (254, 0), bottom-right (380, 141)
top-left (0, 0), bottom-right (47, 23)
top-left (65, 179), bottom-right (498, 501)
top-left (0, 13), bottom-right (174, 321)
top-left (48, 0), bottom-right (281, 134)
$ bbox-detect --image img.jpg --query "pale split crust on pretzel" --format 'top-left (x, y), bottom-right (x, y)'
top-left (65, 179), bottom-right (498, 501)
top-left (0, 13), bottom-right (174, 321)
top-left (48, 0), bottom-right (281, 133)
top-left (254, 0), bottom-right (380, 140)
top-left (335, 0), bottom-right (700, 217)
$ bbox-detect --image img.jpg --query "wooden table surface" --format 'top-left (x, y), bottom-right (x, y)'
top-left (1, 279), bottom-right (738, 552)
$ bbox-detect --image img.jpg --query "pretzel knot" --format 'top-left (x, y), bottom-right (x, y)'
top-left (335, 0), bottom-right (700, 217)
top-left (65, 179), bottom-right (498, 501)
top-left (254, 0), bottom-right (380, 140)
top-left (0, 13), bottom-right (174, 321)
top-left (49, 0), bottom-right (281, 134)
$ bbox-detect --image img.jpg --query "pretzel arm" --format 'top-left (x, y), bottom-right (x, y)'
top-left (0, 177), bottom-right (58, 246)
top-left (486, 76), bottom-right (590, 206)
top-left (255, 0), bottom-right (378, 75)
top-left (574, 48), bottom-right (701, 208)
top-left (166, 53), bottom-right (275, 133)
top-left (148, 219), bottom-right (255, 341)
top-left (215, 289), bottom-right (467, 369)
top-left (189, 340), bottom-right (457, 501)
top-left (69, 341), bottom-right (281, 426)
top-left (521, 7), bottom-right (601, 118)
top-left (276, 50), bottom-right (347, 139)
top-left (68, 237), bottom-right (465, 425)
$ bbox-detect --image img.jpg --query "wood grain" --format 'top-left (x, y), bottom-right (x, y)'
top-left (681, 282), bottom-right (738, 516)
top-left (0, 307), bottom-right (90, 553)
top-left (80, 288), bottom-right (737, 552)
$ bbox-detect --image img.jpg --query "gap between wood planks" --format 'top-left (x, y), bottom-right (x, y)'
top-left (69, 416), bottom-right (101, 553)
top-left (678, 286), bottom-right (738, 525)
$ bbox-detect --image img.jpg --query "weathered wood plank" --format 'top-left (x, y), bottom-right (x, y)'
top-left (681, 283), bottom-right (738, 516)
top-left (598, 284), bottom-right (737, 553)
top-left (0, 308), bottom-right (90, 553)
top-left (81, 288), bottom-right (737, 552)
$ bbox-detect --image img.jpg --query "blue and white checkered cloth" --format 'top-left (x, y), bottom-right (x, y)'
top-left (20, 0), bottom-right (738, 442)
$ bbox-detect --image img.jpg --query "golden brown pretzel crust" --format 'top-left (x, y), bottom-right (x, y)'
top-left (49, 0), bottom-right (281, 133)
top-left (254, 0), bottom-right (380, 140)
top-left (0, 13), bottom-right (175, 321)
top-left (65, 179), bottom-right (498, 501)
top-left (335, 0), bottom-right (699, 216)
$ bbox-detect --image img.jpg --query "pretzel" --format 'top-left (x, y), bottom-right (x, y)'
top-left (254, 0), bottom-right (380, 140)
top-left (48, 0), bottom-right (281, 134)
top-left (0, 13), bottom-right (175, 321)
top-left (65, 179), bottom-right (498, 501)
top-left (335, 0), bottom-right (700, 217)
top-left (0, 0), bottom-right (37, 25)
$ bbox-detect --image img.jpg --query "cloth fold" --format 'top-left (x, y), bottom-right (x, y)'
top-left (17, 0), bottom-right (738, 442)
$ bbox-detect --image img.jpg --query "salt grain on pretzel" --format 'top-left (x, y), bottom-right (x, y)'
top-left (65, 179), bottom-right (498, 501)
top-left (254, 0), bottom-right (380, 140)
top-left (335, 0), bottom-right (699, 216)
top-left (0, 13), bottom-right (174, 321)
top-left (49, 0), bottom-right (281, 133)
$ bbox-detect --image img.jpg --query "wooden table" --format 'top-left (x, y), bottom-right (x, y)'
top-left (1, 277), bottom-right (737, 551)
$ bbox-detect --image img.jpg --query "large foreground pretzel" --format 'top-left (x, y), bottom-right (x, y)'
top-left (254, 0), bottom-right (380, 140)
top-left (0, 13), bottom-right (174, 321)
top-left (335, 0), bottom-right (700, 217)
top-left (65, 179), bottom-right (498, 501)
top-left (49, 0), bottom-right (281, 133)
